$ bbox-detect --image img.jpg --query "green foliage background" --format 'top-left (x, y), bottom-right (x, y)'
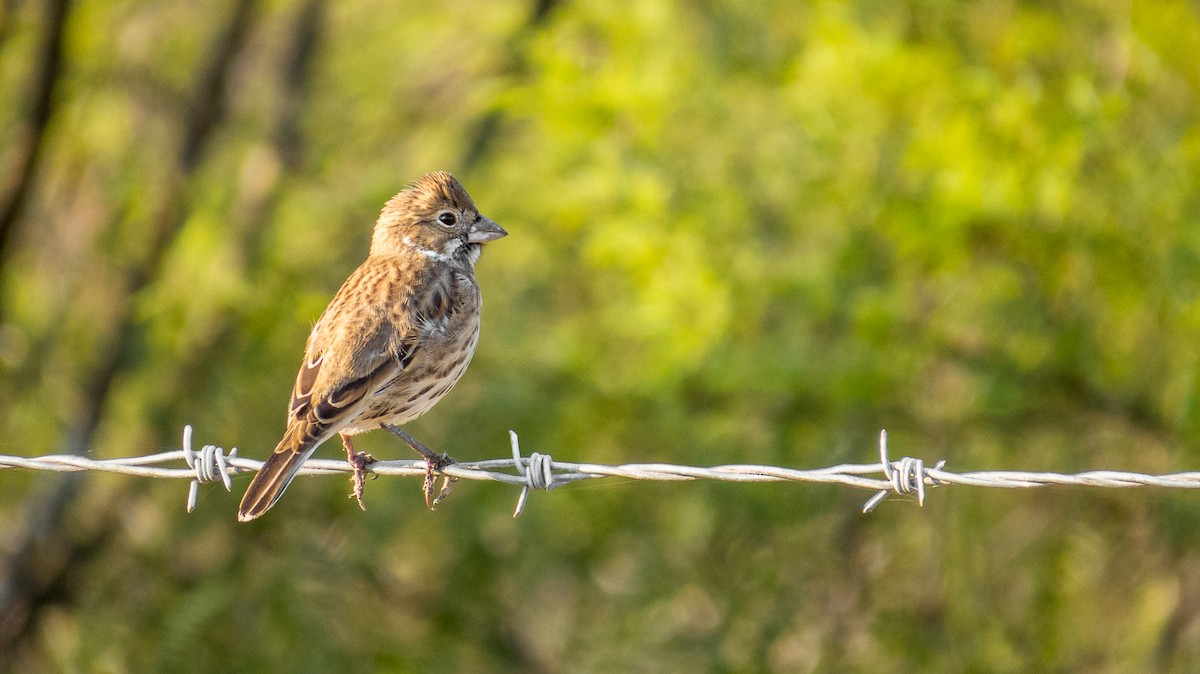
top-left (2, 0), bottom-right (1200, 671)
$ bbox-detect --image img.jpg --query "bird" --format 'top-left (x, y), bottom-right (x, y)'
top-left (237, 171), bottom-right (507, 521)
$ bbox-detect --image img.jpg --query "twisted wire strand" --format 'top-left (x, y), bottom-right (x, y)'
top-left (2, 426), bottom-right (1199, 515)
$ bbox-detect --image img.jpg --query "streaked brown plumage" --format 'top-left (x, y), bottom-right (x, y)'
top-left (238, 172), bottom-right (506, 521)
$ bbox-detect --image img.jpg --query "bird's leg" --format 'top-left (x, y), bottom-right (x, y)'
top-left (341, 433), bottom-right (376, 511)
top-left (383, 425), bottom-right (456, 509)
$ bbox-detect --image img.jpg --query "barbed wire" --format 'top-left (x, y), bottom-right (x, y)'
top-left (2, 426), bottom-right (1199, 517)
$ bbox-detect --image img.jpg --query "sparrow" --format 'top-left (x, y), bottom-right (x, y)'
top-left (237, 171), bottom-right (507, 521)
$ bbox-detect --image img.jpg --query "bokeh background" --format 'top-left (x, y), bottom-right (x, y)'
top-left (2, 0), bottom-right (1199, 671)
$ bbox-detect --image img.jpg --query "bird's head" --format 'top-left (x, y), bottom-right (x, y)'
top-left (371, 171), bottom-right (507, 264)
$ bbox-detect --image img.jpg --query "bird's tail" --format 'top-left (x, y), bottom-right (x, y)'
top-left (238, 428), bottom-right (319, 521)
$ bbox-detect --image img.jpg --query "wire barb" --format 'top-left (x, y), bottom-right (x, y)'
top-left (511, 430), bottom-right (556, 518)
top-left (181, 424), bottom-right (238, 512)
top-left (862, 429), bottom-right (947, 513)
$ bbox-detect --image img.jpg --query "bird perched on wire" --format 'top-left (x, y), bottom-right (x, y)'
top-left (238, 171), bottom-right (507, 521)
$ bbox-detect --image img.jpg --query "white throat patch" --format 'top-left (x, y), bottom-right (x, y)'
top-left (403, 236), bottom-right (460, 263)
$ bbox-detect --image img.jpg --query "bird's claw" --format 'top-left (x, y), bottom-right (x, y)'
top-left (348, 451), bottom-right (377, 511)
top-left (383, 426), bottom-right (457, 510)
top-left (422, 453), bottom-right (456, 510)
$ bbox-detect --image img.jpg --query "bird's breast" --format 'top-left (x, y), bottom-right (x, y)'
top-left (344, 284), bottom-right (483, 432)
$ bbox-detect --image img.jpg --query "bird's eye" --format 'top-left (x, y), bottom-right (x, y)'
top-left (437, 212), bottom-right (458, 226)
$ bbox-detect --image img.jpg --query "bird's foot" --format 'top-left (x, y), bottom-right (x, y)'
top-left (383, 425), bottom-right (457, 510)
top-left (424, 454), bottom-right (457, 510)
top-left (348, 451), bottom-right (379, 511)
top-left (341, 434), bottom-right (377, 511)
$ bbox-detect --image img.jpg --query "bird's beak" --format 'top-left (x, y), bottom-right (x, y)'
top-left (467, 216), bottom-right (507, 244)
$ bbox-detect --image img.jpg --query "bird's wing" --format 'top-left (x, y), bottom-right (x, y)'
top-left (288, 314), bottom-right (409, 446)
top-left (238, 311), bottom-right (410, 521)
